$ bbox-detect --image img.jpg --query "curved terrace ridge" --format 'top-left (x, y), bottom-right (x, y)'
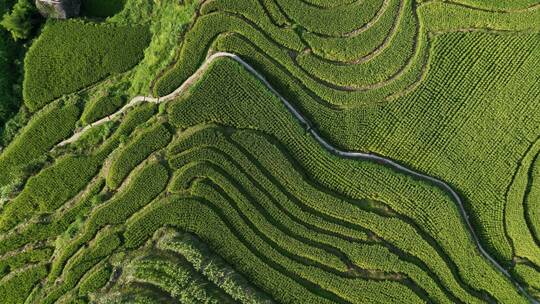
top-left (55, 51), bottom-right (540, 304)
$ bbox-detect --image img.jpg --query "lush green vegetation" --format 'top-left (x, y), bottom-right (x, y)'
top-left (0, 0), bottom-right (37, 40)
top-left (0, 154), bottom-right (100, 231)
top-left (0, 0), bottom-right (26, 132)
top-left (80, 94), bottom-right (127, 126)
top-left (163, 58), bottom-right (531, 303)
top-left (23, 20), bottom-right (150, 112)
top-left (0, 0), bottom-right (539, 302)
top-left (106, 122), bottom-right (171, 189)
top-left (77, 262), bottom-right (112, 296)
top-left (0, 264), bottom-right (48, 304)
top-left (121, 0), bottom-right (199, 95)
top-left (153, 0), bottom-right (540, 275)
top-left (0, 98), bottom-right (80, 186)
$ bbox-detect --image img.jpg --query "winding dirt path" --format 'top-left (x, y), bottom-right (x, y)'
top-left (57, 51), bottom-right (538, 303)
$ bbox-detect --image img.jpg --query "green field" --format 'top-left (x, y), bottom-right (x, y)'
top-left (0, 0), bottom-right (539, 303)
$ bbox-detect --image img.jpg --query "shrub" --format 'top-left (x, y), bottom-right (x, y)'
top-left (0, 0), bottom-right (36, 40)
top-left (71, 121), bottom-right (115, 154)
top-left (128, 0), bottom-right (198, 94)
top-left (0, 3), bottom-right (22, 129)
top-left (95, 103), bottom-right (157, 158)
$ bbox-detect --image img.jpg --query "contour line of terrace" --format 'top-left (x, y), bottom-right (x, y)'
top-left (56, 51), bottom-right (539, 304)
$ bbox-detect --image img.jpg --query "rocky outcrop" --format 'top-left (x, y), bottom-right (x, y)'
top-left (35, 0), bottom-right (81, 19)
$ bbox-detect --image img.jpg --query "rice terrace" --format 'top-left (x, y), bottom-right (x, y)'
top-left (0, 0), bottom-right (539, 302)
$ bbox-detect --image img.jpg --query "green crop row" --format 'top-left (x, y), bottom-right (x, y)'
top-left (168, 148), bottom-right (453, 302)
top-left (107, 122), bottom-right (172, 189)
top-left (125, 253), bottom-right (234, 303)
top-left (185, 29), bottom-right (540, 269)
top-left (23, 19), bottom-right (150, 112)
top-left (167, 139), bottom-right (369, 245)
top-left (343, 32), bottom-right (540, 264)
top-left (296, 0), bottom-right (418, 87)
top-left (172, 162), bottom-right (352, 274)
top-left (153, 2), bottom-right (304, 96)
top-left (302, 0), bottom-right (401, 62)
top-left (526, 152), bottom-right (540, 247)
top-left (0, 104), bottom-right (157, 301)
top-left (273, 0), bottom-right (383, 35)
top-left (165, 57), bottom-right (528, 303)
top-left (199, 0), bottom-right (304, 50)
top-left (149, 0), bottom-right (518, 109)
top-left (0, 103), bottom-right (155, 255)
top-left (0, 98), bottom-right (80, 187)
top-left (0, 264), bottom-right (48, 304)
top-left (148, 1), bottom-right (540, 266)
top-left (0, 178), bottom-right (104, 256)
top-left (260, 0), bottom-right (288, 27)
top-left (155, 4), bottom-right (429, 107)
top-left (0, 155), bottom-right (101, 232)
top-left (36, 228), bottom-right (122, 304)
top-left (0, 104), bottom-right (159, 302)
top-left (1, 1), bottom-right (538, 303)
top-left (513, 263), bottom-right (540, 292)
top-left (417, 0), bottom-right (540, 11)
top-left (505, 138), bottom-right (540, 267)
top-left (124, 190), bottom-right (422, 303)
top-left (49, 160), bottom-right (168, 282)
top-left (166, 125), bottom-right (484, 303)
top-left (77, 262), bottom-right (112, 296)
top-left (418, 1), bottom-right (540, 32)
top-left (157, 229), bottom-right (275, 304)
top-left (81, 94), bottom-right (127, 126)
top-left (0, 247), bottom-right (52, 278)
top-left (96, 282), bottom-right (180, 303)
top-left (220, 25), bottom-right (429, 105)
top-left (0, 103), bottom-right (158, 232)
top-left (94, 103), bottom-right (158, 158)
top-left (297, 0), bottom-right (357, 8)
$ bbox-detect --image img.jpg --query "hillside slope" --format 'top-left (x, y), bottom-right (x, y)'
top-left (0, 0), bottom-right (539, 303)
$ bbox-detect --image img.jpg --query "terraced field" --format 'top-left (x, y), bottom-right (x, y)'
top-left (0, 0), bottom-right (539, 303)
